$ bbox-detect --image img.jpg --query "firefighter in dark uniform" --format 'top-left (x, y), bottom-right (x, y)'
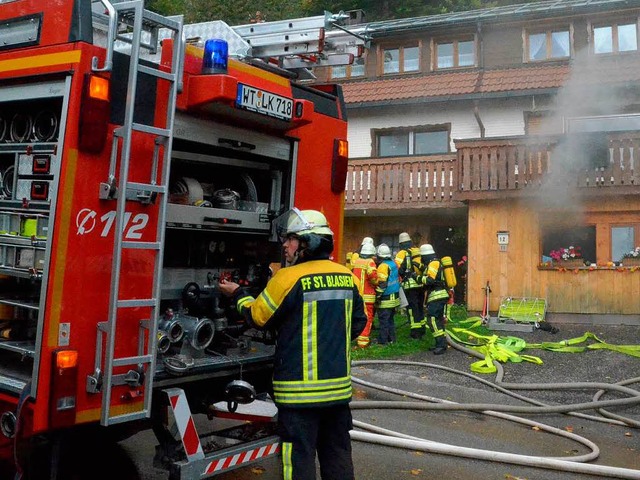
top-left (416, 244), bottom-right (449, 355)
top-left (394, 232), bottom-right (425, 339)
top-left (219, 208), bottom-right (367, 480)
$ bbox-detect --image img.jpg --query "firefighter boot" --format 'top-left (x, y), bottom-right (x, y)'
top-left (410, 326), bottom-right (425, 339)
top-left (433, 335), bottom-right (447, 355)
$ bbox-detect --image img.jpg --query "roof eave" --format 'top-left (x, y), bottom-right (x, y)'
top-left (345, 88), bottom-right (561, 109)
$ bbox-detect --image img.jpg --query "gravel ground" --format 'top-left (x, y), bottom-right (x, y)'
top-left (353, 322), bottom-right (640, 424)
top-left (342, 322), bottom-right (639, 480)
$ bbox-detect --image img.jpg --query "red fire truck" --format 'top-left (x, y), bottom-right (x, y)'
top-left (0, 1), bottom-right (362, 478)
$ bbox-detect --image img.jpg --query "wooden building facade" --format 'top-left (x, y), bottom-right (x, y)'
top-left (313, 0), bottom-right (640, 323)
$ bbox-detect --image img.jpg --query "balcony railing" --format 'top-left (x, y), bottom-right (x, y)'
top-left (345, 134), bottom-right (640, 210)
top-left (456, 135), bottom-right (640, 200)
top-left (345, 154), bottom-right (459, 210)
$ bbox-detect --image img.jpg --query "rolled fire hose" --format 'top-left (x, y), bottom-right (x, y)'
top-left (351, 350), bottom-right (640, 479)
top-left (32, 110), bottom-right (59, 142)
top-left (9, 113), bottom-right (33, 143)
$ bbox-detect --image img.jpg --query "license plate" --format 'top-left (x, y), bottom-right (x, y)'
top-left (236, 84), bottom-right (293, 121)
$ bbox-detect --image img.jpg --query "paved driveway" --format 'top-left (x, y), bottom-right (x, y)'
top-left (126, 323), bottom-right (640, 479)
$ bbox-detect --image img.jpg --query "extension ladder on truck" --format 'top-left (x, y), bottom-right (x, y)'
top-left (91, 0), bottom-right (183, 426)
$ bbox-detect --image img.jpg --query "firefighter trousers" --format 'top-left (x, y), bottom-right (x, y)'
top-left (377, 307), bottom-right (396, 344)
top-left (404, 287), bottom-right (425, 337)
top-left (426, 298), bottom-right (447, 336)
top-left (278, 404), bottom-right (355, 480)
top-left (356, 302), bottom-right (376, 347)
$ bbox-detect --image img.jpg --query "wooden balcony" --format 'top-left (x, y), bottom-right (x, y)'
top-left (456, 134), bottom-right (640, 200)
top-left (345, 154), bottom-right (461, 211)
top-left (345, 134), bottom-right (640, 210)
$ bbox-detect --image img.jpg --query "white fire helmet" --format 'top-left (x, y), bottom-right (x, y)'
top-left (273, 208), bottom-right (333, 240)
top-left (361, 236), bottom-right (374, 246)
top-left (398, 232), bottom-right (411, 243)
top-left (360, 243), bottom-right (376, 256)
top-left (420, 244), bottom-right (435, 256)
top-left (377, 243), bottom-right (392, 259)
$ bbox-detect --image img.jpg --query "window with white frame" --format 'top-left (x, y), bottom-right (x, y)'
top-left (435, 39), bottom-right (475, 69)
top-left (382, 45), bottom-right (420, 75)
top-left (526, 29), bottom-right (570, 61)
top-left (593, 22), bottom-right (638, 54)
top-left (375, 126), bottom-right (450, 157)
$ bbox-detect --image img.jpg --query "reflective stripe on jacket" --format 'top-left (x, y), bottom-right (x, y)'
top-left (351, 256), bottom-right (378, 303)
top-left (376, 259), bottom-right (401, 309)
top-left (418, 258), bottom-right (449, 303)
top-left (235, 259), bottom-right (367, 408)
top-left (395, 247), bottom-right (422, 290)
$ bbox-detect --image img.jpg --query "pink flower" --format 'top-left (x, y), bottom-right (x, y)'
top-left (550, 246), bottom-right (582, 261)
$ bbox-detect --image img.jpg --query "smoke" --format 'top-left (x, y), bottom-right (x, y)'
top-left (532, 46), bottom-right (635, 213)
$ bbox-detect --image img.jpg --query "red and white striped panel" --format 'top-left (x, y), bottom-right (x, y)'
top-left (203, 442), bottom-right (281, 475)
top-left (166, 388), bottom-right (205, 461)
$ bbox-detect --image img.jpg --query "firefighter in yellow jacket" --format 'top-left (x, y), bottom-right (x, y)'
top-left (352, 242), bottom-right (378, 347)
top-left (394, 232), bottom-right (425, 339)
top-left (347, 236), bottom-right (374, 270)
top-left (219, 208), bottom-right (366, 480)
top-left (416, 244), bottom-right (449, 355)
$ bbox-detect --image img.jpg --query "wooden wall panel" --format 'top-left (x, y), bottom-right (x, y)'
top-left (467, 197), bottom-right (640, 316)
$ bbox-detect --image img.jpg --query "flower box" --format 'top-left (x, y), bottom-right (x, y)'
top-left (553, 258), bottom-right (585, 268)
top-left (622, 257), bottom-right (640, 267)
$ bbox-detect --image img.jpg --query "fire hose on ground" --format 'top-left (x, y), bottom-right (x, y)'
top-left (350, 337), bottom-right (640, 479)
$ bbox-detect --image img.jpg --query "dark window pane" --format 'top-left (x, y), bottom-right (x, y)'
top-left (541, 225), bottom-right (596, 264)
top-left (379, 133), bottom-right (409, 156)
top-left (414, 131), bottom-right (449, 155)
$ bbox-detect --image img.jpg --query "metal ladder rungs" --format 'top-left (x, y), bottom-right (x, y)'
top-left (142, 9), bottom-right (182, 31)
top-left (117, 8), bottom-right (181, 33)
top-left (113, 354), bottom-right (154, 367)
top-left (98, 0), bottom-right (182, 428)
top-left (132, 123), bottom-right (171, 138)
top-left (126, 181), bottom-right (167, 193)
top-left (122, 241), bottom-right (161, 250)
top-left (138, 64), bottom-right (176, 81)
top-left (117, 298), bottom-right (157, 308)
top-left (114, 33), bottom-right (157, 53)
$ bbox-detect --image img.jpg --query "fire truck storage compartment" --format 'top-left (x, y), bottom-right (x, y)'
top-left (155, 115), bottom-right (292, 378)
top-left (0, 80), bottom-right (65, 393)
